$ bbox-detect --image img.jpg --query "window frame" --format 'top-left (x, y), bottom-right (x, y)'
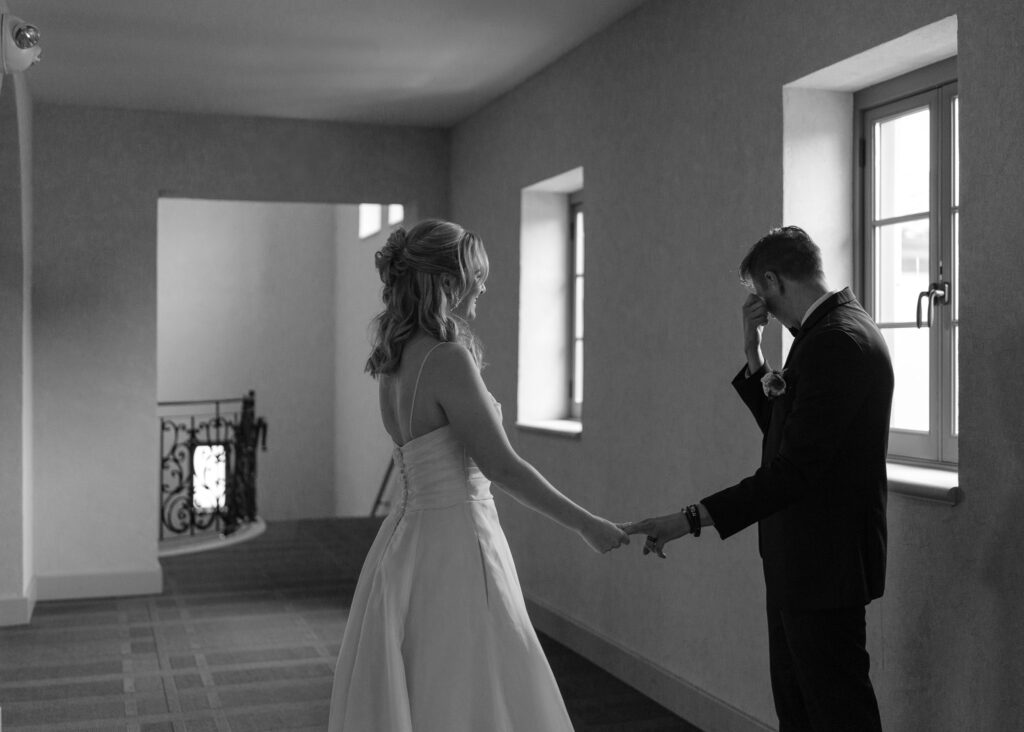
top-left (854, 57), bottom-right (958, 467)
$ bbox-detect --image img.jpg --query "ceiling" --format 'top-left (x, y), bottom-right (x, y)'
top-left (10, 0), bottom-right (649, 127)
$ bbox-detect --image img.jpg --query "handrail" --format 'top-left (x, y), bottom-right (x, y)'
top-left (159, 397), bottom-right (247, 407)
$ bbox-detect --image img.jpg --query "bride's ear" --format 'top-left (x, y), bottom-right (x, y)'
top-left (440, 274), bottom-right (458, 300)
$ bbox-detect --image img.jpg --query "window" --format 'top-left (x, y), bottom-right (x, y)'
top-left (517, 167), bottom-right (584, 435)
top-left (358, 203), bottom-right (383, 238)
top-left (856, 58), bottom-right (958, 465)
top-left (569, 193), bottom-right (585, 420)
top-left (358, 203), bottom-right (404, 238)
top-left (192, 443), bottom-right (227, 512)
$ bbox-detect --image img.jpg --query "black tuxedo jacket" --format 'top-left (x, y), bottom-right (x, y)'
top-left (702, 288), bottom-right (894, 610)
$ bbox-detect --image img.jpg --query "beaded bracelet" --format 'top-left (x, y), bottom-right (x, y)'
top-left (683, 504), bottom-right (701, 537)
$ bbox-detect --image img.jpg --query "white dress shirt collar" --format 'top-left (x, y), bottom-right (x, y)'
top-left (801, 290), bottom-right (838, 327)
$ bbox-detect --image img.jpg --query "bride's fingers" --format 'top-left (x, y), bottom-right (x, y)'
top-left (620, 521), bottom-right (650, 535)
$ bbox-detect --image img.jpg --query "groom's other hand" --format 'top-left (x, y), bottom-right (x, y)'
top-left (622, 514), bottom-right (690, 558)
top-left (742, 293), bottom-right (769, 375)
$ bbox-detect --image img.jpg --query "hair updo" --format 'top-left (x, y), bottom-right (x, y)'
top-left (365, 219), bottom-right (489, 377)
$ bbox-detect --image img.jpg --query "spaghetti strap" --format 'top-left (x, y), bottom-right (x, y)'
top-left (409, 342), bottom-right (448, 436)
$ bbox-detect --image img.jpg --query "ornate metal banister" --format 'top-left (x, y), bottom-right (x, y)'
top-left (159, 391), bottom-right (267, 540)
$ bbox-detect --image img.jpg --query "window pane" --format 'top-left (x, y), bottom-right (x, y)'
top-left (882, 327), bottom-right (930, 432)
top-left (874, 219), bottom-right (929, 323)
top-left (875, 107), bottom-right (930, 219)
top-left (387, 204), bottom-right (405, 225)
top-left (358, 203), bottom-right (383, 238)
top-left (193, 444), bottom-right (226, 511)
top-left (573, 339), bottom-right (584, 405)
top-left (574, 211), bottom-right (585, 275)
top-left (952, 96), bottom-right (959, 208)
top-left (952, 325), bottom-right (959, 436)
top-left (574, 276), bottom-right (584, 339)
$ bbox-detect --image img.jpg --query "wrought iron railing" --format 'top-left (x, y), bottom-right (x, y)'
top-left (159, 391), bottom-right (267, 540)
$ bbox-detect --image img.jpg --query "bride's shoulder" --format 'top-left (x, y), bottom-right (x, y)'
top-left (425, 342), bottom-right (484, 395)
top-left (429, 340), bottom-right (474, 369)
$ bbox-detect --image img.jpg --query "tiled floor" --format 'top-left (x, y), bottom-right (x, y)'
top-left (0, 518), bottom-right (699, 731)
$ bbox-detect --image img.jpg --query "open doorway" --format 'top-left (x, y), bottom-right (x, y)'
top-left (157, 199), bottom-right (402, 533)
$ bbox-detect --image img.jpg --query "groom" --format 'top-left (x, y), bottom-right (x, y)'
top-left (627, 226), bottom-right (893, 732)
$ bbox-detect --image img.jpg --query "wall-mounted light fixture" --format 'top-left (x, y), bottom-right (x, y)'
top-left (1, 13), bottom-right (41, 74)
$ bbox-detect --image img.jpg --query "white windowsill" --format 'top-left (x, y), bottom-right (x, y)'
top-left (516, 419), bottom-right (583, 438)
top-left (887, 462), bottom-right (961, 505)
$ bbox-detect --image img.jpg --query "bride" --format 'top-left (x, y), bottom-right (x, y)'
top-left (327, 219), bottom-right (629, 731)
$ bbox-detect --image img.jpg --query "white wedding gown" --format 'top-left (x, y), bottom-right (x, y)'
top-left (327, 385), bottom-right (574, 730)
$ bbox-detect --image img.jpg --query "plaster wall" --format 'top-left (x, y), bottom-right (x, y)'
top-left (334, 210), bottom-right (399, 517)
top-left (28, 103), bottom-right (448, 596)
top-left (450, 0), bottom-right (1024, 729)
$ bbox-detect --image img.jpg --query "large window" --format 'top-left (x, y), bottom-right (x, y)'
top-left (856, 58), bottom-right (958, 465)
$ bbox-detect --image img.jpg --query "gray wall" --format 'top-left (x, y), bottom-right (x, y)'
top-left (334, 215), bottom-right (398, 517)
top-left (450, 0), bottom-right (1023, 730)
top-left (26, 104), bottom-right (448, 595)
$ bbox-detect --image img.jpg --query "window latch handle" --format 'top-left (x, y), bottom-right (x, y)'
top-left (916, 280), bottom-right (951, 328)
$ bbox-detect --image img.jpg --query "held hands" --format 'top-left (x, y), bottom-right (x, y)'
top-left (580, 514), bottom-right (631, 554)
top-left (620, 513), bottom-right (693, 558)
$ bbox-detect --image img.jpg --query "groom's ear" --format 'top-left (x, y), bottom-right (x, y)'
top-left (763, 271), bottom-right (780, 292)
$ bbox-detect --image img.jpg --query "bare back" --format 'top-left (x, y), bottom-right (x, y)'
top-left (379, 336), bottom-right (451, 446)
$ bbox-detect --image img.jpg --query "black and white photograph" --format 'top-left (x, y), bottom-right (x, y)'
top-left (0, 1), bottom-right (1020, 731)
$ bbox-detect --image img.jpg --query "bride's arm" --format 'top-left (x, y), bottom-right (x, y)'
top-left (431, 344), bottom-right (627, 553)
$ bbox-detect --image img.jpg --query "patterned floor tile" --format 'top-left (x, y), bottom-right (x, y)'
top-left (0, 518), bottom-right (699, 731)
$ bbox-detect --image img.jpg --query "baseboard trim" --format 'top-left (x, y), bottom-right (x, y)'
top-left (526, 596), bottom-right (775, 732)
top-left (35, 566), bottom-right (163, 602)
top-left (0, 576), bottom-right (37, 626)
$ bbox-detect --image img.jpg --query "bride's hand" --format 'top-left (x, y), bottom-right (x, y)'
top-left (579, 515), bottom-right (630, 554)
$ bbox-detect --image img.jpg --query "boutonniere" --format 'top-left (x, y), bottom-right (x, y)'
top-left (761, 369), bottom-right (787, 399)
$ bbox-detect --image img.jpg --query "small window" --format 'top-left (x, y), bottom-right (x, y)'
top-left (517, 167), bottom-right (584, 435)
top-left (358, 203), bottom-right (383, 239)
top-left (569, 194), bottom-right (585, 420)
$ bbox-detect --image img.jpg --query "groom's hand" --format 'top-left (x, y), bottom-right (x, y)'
top-left (743, 293), bottom-right (769, 346)
top-left (621, 513), bottom-right (691, 558)
top-left (742, 293), bottom-right (768, 374)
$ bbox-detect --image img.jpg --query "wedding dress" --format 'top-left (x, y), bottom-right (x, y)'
top-left (327, 348), bottom-right (575, 731)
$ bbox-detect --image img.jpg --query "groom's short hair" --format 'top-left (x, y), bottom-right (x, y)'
top-left (740, 226), bottom-right (824, 285)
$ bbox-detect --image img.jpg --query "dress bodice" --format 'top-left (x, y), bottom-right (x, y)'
top-left (393, 425), bottom-right (492, 512)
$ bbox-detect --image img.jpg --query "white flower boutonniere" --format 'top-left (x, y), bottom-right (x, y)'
top-left (761, 369), bottom-right (787, 399)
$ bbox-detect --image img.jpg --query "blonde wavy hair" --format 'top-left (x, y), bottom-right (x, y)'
top-left (365, 219), bottom-right (489, 377)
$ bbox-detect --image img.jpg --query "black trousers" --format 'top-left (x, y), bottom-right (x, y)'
top-left (767, 603), bottom-right (882, 732)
